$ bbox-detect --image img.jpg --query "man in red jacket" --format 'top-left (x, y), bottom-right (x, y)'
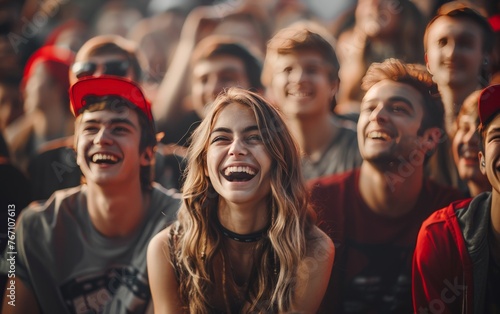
top-left (413, 84), bottom-right (500, 313)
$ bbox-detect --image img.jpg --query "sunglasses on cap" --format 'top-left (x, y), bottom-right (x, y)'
top-left (71, 60), bottom-right (131, 79)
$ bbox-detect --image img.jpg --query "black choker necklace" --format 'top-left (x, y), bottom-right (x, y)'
top-left (215, 216), bottom-right (268, 242)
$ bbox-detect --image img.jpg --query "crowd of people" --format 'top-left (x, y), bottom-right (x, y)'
top-left (0, 0), bottom-right (499, 313)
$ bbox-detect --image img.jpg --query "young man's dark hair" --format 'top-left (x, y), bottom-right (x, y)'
top-left (191, 36), bottom-right (263, 92)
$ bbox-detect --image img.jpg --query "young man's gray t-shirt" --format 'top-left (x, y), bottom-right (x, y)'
top-left (302, 117), bottom-right (362, 181)
top-left (1, 183), bottom-right (180, 314)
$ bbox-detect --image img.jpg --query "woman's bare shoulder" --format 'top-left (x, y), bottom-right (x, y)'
top-left (306, 226), bottom-right (335, 259)
top-left (148, 223), bottom-right (178, 256)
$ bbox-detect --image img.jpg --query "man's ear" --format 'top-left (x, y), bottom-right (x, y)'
top-left (425, 53), bottom-right (432, 75)
top-left (140, 147), bottom-right (155, 166)
top-left (421, 127), bottom-right (442, 154)
top-left (330, 79), bottom-right (339, 101)
top-left (479, 151), bottom-right (486, 175)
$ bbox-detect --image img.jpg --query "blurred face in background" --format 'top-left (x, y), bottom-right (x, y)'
top-left (70, 54), bottom-right (135, 85)
top-left (23, 62), bottom-right (64, 114)
top-left (451, 106), bottom-right (489, 193)
top-left (191, 55), bottom-right (250, 118)
top-left (355, 0), bottom-right (401, 38)
top-left (425, 16), bottom-right (485, 89)
top-left (269, 49), bottom-right (337, 119)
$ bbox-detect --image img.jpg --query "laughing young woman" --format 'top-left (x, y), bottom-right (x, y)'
top-left (147, 87), bottom-right (334, 313)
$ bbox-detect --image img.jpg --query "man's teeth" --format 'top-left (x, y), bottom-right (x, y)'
top-left (92, 153), bottom-right (118, 163)
top-left (368, 131), bottom-right (391, 140)
top-left (224, 166), bottom-right (256, 176)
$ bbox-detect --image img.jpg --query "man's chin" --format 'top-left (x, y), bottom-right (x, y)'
top-left (364, 155), bottom-right (400, 168)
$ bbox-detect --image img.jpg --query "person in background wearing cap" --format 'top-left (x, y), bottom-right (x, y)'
top-left (0, 76), bottom-right (180, 314)
top-left (29, 34), bottom-right (186, 202)
top-left (413, 84), bottom-right (500, 313)
top-left (25, 34), bottom-right (147, 202)
top-left (3, 45), bottom-right (75, 176)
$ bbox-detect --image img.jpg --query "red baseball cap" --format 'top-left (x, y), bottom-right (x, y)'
top-left (478, 84), bottom-right (500, 125)
top-left (23, 45), bottom-right (74, 92)
top-left (69, 75), bottom-right (153, 120)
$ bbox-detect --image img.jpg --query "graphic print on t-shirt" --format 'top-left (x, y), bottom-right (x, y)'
top-left (60, 265), bottom-right (150, 314)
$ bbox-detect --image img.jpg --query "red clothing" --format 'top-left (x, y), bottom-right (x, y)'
top-left (412, 193), bottom-right (492, 314)
top-left (308, 169), bottom-right (464, 314)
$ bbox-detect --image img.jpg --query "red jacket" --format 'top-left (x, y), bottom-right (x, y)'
top-left (412, 193), bottom-right (492, 314)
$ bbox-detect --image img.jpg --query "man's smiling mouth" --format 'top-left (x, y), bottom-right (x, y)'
top-left (91, 153), bottom-right (120, 164)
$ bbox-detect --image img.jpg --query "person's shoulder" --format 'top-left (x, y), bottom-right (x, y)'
top-left (422, 179), bottom-right (467, 207)
top-left (307, 226), bottom-right (334, 245)
top-left (151, 182), bottom-right (182, 199)
top-left (420, 198), bottom-right (472, 231)
top-left (148, 223), bottom-right (179, 259)
top-left (150, 224), bottom-right (174, 248)
top-left (22, 186), bottom-right (83, 216)
top-left (424, 179), bottom-right (466, 198)
top-left (18, 186), bottom-right (84, 230)
top-left (150, 183), bottom-right (182, 221)
top-left (151, 183), bottom-right (182, 207)
top-left (305, 226), bottom-right (335, 259)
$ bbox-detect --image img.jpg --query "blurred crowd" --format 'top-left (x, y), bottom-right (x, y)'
top-left (1, 0), bottom-right (498, 202)
top-left (1, 0), bottom-right (500, 312)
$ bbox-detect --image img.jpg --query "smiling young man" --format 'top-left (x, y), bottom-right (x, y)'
top-left (308, 58), bottom-right (464, 313)
top-left (424, 1), bottom-right (494, 136)
top-left (413, 84), bottom-right (500, 314)
top-left (0, 76), bottom-right (180, 314)
top-left (262, 22), bottom-right (362, 181)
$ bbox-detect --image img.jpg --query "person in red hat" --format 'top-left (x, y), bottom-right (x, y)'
top-left (0, 76), bottom-right (180, 314)
top-left (4, 45), bottom-right (75, 176)
top-left (413, 83), bottom-right (500, 313)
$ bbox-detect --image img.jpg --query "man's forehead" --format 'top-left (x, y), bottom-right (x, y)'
top-left (364, 80), bottom-right (423, 103)
top-left (486, 115), bottom-right (500, 132)
top-left (428, 15), bottom-right (484, 34)
top-left (79, 107), bottom-right (138, 123)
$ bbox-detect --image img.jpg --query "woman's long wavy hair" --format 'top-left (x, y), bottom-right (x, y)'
top-left (174, 87), bottom-right (315, 313)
